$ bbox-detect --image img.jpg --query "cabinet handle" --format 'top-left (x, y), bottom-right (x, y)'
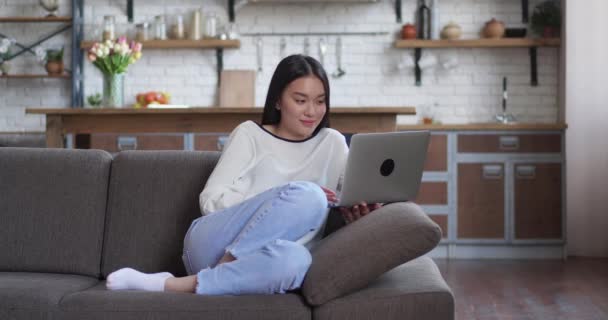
top-left (482, 165), bottom-right (503, 179)
top-left (117, 136), bottom-right (137, 151)
top-left (516, 165), bottom-right (536, 179)
top-left (499, 136), bottom-right (519, 150)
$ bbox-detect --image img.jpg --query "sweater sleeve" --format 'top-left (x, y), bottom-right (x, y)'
top-left (199, 123), bottom-right (255, 215)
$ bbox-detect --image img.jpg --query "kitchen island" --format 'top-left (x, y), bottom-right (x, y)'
top-left (26, 107), bottom-right (416, 148)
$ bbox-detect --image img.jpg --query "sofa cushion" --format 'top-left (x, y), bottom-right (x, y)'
top-left (101, 151), bottom-right (220, 278)
top-left (0, 272), bottom-right (98, 320)
top-left (0, 148), bottom-right (112, 277)
top-left (313, 257), bottom-right (454, 320)
top-left (301, 202), bottom-right (442, 306)
top-left (59, 282), bottom-right (310, 320)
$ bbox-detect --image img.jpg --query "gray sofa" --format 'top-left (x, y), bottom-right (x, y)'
top-left (0, 147), bottom-right (454, 320)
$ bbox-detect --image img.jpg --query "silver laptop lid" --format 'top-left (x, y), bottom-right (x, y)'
top-left (337, 131), bottom-right (430, 207)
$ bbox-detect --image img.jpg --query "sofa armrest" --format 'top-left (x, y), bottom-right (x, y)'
top-left (301, 202), bottom-right (442, 306)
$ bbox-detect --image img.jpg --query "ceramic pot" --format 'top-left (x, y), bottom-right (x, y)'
top-left (401, 23), bottom-right (417, 40)
top-left (441, 22), bottom-right (462, 40)
top-left (45, 60), bottom-right (63, 75)
top-left (483, 18), bottom-right (505, 38)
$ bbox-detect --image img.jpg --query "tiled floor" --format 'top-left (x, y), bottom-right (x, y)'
top-left (434, 258), bottom-right (608, 320)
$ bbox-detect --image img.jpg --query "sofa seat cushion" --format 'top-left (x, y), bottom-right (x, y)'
top-left (313, 257), bottom-right (454, 320)
top-left (0, 272), bottom-right (98, 310)
top-left (59, 282), bottom-right (310, 320)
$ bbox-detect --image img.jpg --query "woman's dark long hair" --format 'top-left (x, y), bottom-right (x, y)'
top-left (261, 54), bottom-right (330, 136)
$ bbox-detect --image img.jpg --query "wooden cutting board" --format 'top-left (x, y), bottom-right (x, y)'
top-left (219, 70), bottom-right (256, 107)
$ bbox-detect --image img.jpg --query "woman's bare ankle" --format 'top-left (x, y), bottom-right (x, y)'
top-left (217, 252), bottom-right (236, 265)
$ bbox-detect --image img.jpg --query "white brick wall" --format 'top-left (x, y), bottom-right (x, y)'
top-left (1, 0), bottom-right (561, 132)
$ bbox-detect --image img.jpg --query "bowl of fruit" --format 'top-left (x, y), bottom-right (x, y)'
top-left (134, 91), bottom-right (171, 108)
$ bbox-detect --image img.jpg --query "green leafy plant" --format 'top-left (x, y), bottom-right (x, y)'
top-left (530, 0), bottom-right (561, 37)
top-left (46, 47), bottom-right (64, 62)
top-left (87, 93), bottom-right (102, 107)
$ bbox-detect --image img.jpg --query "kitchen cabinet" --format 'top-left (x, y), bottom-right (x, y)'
top-left (400, 124), bottom-right (566, 258)
top-left (89, 134), bottom-right (184, 152)
top-left (424, 134), bottom-right (448, 171)
top-left (457, 163), bottom-right (505, 239)
top-left (514, 163), bottom-right (562, 239)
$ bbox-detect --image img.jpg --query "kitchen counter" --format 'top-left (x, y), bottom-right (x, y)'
top-left (26, 107), bottom-right (416, 148)
top-left (397, 123), bottom-right (568, 131)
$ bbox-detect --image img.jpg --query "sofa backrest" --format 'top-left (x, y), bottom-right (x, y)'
top-left (0, 147), bottom-right (112, 277)
top-left (100, 150), bottom-right (220, 278)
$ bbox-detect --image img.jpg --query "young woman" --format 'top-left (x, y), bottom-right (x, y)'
top-left (106, 54), bottom-right (382, 295)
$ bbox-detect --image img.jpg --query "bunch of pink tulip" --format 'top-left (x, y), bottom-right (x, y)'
top-left (87, 36), bottom-right (143, 75)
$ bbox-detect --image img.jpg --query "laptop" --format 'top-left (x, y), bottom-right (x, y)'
top-left (329, 131), bottom-right (430, 208)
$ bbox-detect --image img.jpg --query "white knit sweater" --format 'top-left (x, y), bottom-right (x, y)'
top-left (199, 120), bottom-right (349, 248)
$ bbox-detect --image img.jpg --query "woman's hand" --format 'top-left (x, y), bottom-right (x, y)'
top-left (339, 202), bottom-right (383, 224)
top-left (320, 186), bottom-right (339, 204)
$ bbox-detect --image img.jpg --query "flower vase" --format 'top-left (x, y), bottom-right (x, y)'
top-left (102, 73), bottom-right (125, 108)
top-left (0, 61), bottom-right (11, 75)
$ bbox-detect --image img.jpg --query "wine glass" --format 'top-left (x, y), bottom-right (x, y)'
top-left (39, 0), bottom-right (59, 17)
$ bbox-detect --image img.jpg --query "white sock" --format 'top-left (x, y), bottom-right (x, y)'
top-left (106, 268), bottom-right (174, 291)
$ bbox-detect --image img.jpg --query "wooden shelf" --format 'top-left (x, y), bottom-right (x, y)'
top-left (0, 16), bottom-right (72, 23)
top-left (0, 74), bottom-right (71, 79)
top-left (394, 38), bottom-right (561, 49)
top-left (80, 39), bottom-right (241, 50)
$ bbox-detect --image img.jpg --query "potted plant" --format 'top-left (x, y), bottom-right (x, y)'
top-left (0, 38), bottom-right (16, 75)
top-left (87, 37), bottom-right (143, 108)
top-left (530, 0), bottom-right (561, 38)
top-left (44, 47), bottom-right (64, 75)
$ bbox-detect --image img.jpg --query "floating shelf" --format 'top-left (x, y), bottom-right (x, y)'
top-left (394, 38), bottom-right (561, 49)
top-left (0, 74), bottom-right (71, 79)
top-left (394, 38), bottom-right (561, 87)
top-left (80, 39), bottom-right (240, 50)
top-left (0, 17), bottom-right (72, 23)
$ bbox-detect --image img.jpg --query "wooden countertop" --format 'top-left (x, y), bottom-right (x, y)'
top-left (26, 106), bottom-right (416, 115)
top-left (397, 123), bottom-right (568, 131)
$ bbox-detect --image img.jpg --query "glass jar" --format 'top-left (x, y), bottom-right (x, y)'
top-left (154, 15), bottom-right (167, 40)
top-left (135, 23), bottom-right (149, 42)
top-left (188, 8), bottom-right (202, 40)
top-left (103, 15), bottom-right (115, 41)
top-left (169, 14), bottom-right (185, 39)
top-left (204, 12), bottom-right (218, 39)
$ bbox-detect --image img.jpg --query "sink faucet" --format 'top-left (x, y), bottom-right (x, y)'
top-left (496, 76), bottom-right (517, 123)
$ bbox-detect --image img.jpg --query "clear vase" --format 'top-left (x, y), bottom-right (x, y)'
top-left (0, 61), bottom-right (11, 75)
top-left (102, 73), bottom-right (125, 108)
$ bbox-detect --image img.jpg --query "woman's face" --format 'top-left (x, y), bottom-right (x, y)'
top-left (276, 75), bottom-right (327, 140)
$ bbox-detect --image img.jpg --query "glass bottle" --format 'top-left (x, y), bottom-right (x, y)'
top-left (170, 13), bottom-right (185, 39)
top-left (154, 15), bottom-right (167, 40)
top-left (188, 8), bottom-right (202, 40)
top-left (204, 12), bottom-right (218, 39)
top-left (103, 15), bottom-right (115, 41)
top-left (135, 23), bottom-right (149, 42)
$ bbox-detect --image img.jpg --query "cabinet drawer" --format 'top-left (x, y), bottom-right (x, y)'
top-left (414, 182), bottom-right (447, 205)
top-left (458, 134), bottom-right (561, 153)
top-left (90, 134), bottom-right (184, 152)
top-left (424, 134), bottom-right (447, 171)
top-left (429, 215), bottom-right (448, 239)
top-left (194, 134), bottom-right (229, 151)
top-left (457, 163), bottom-right (505, 239)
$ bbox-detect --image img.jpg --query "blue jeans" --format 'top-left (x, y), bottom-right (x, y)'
top-left (182, 181), bottom-right (328, 295)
